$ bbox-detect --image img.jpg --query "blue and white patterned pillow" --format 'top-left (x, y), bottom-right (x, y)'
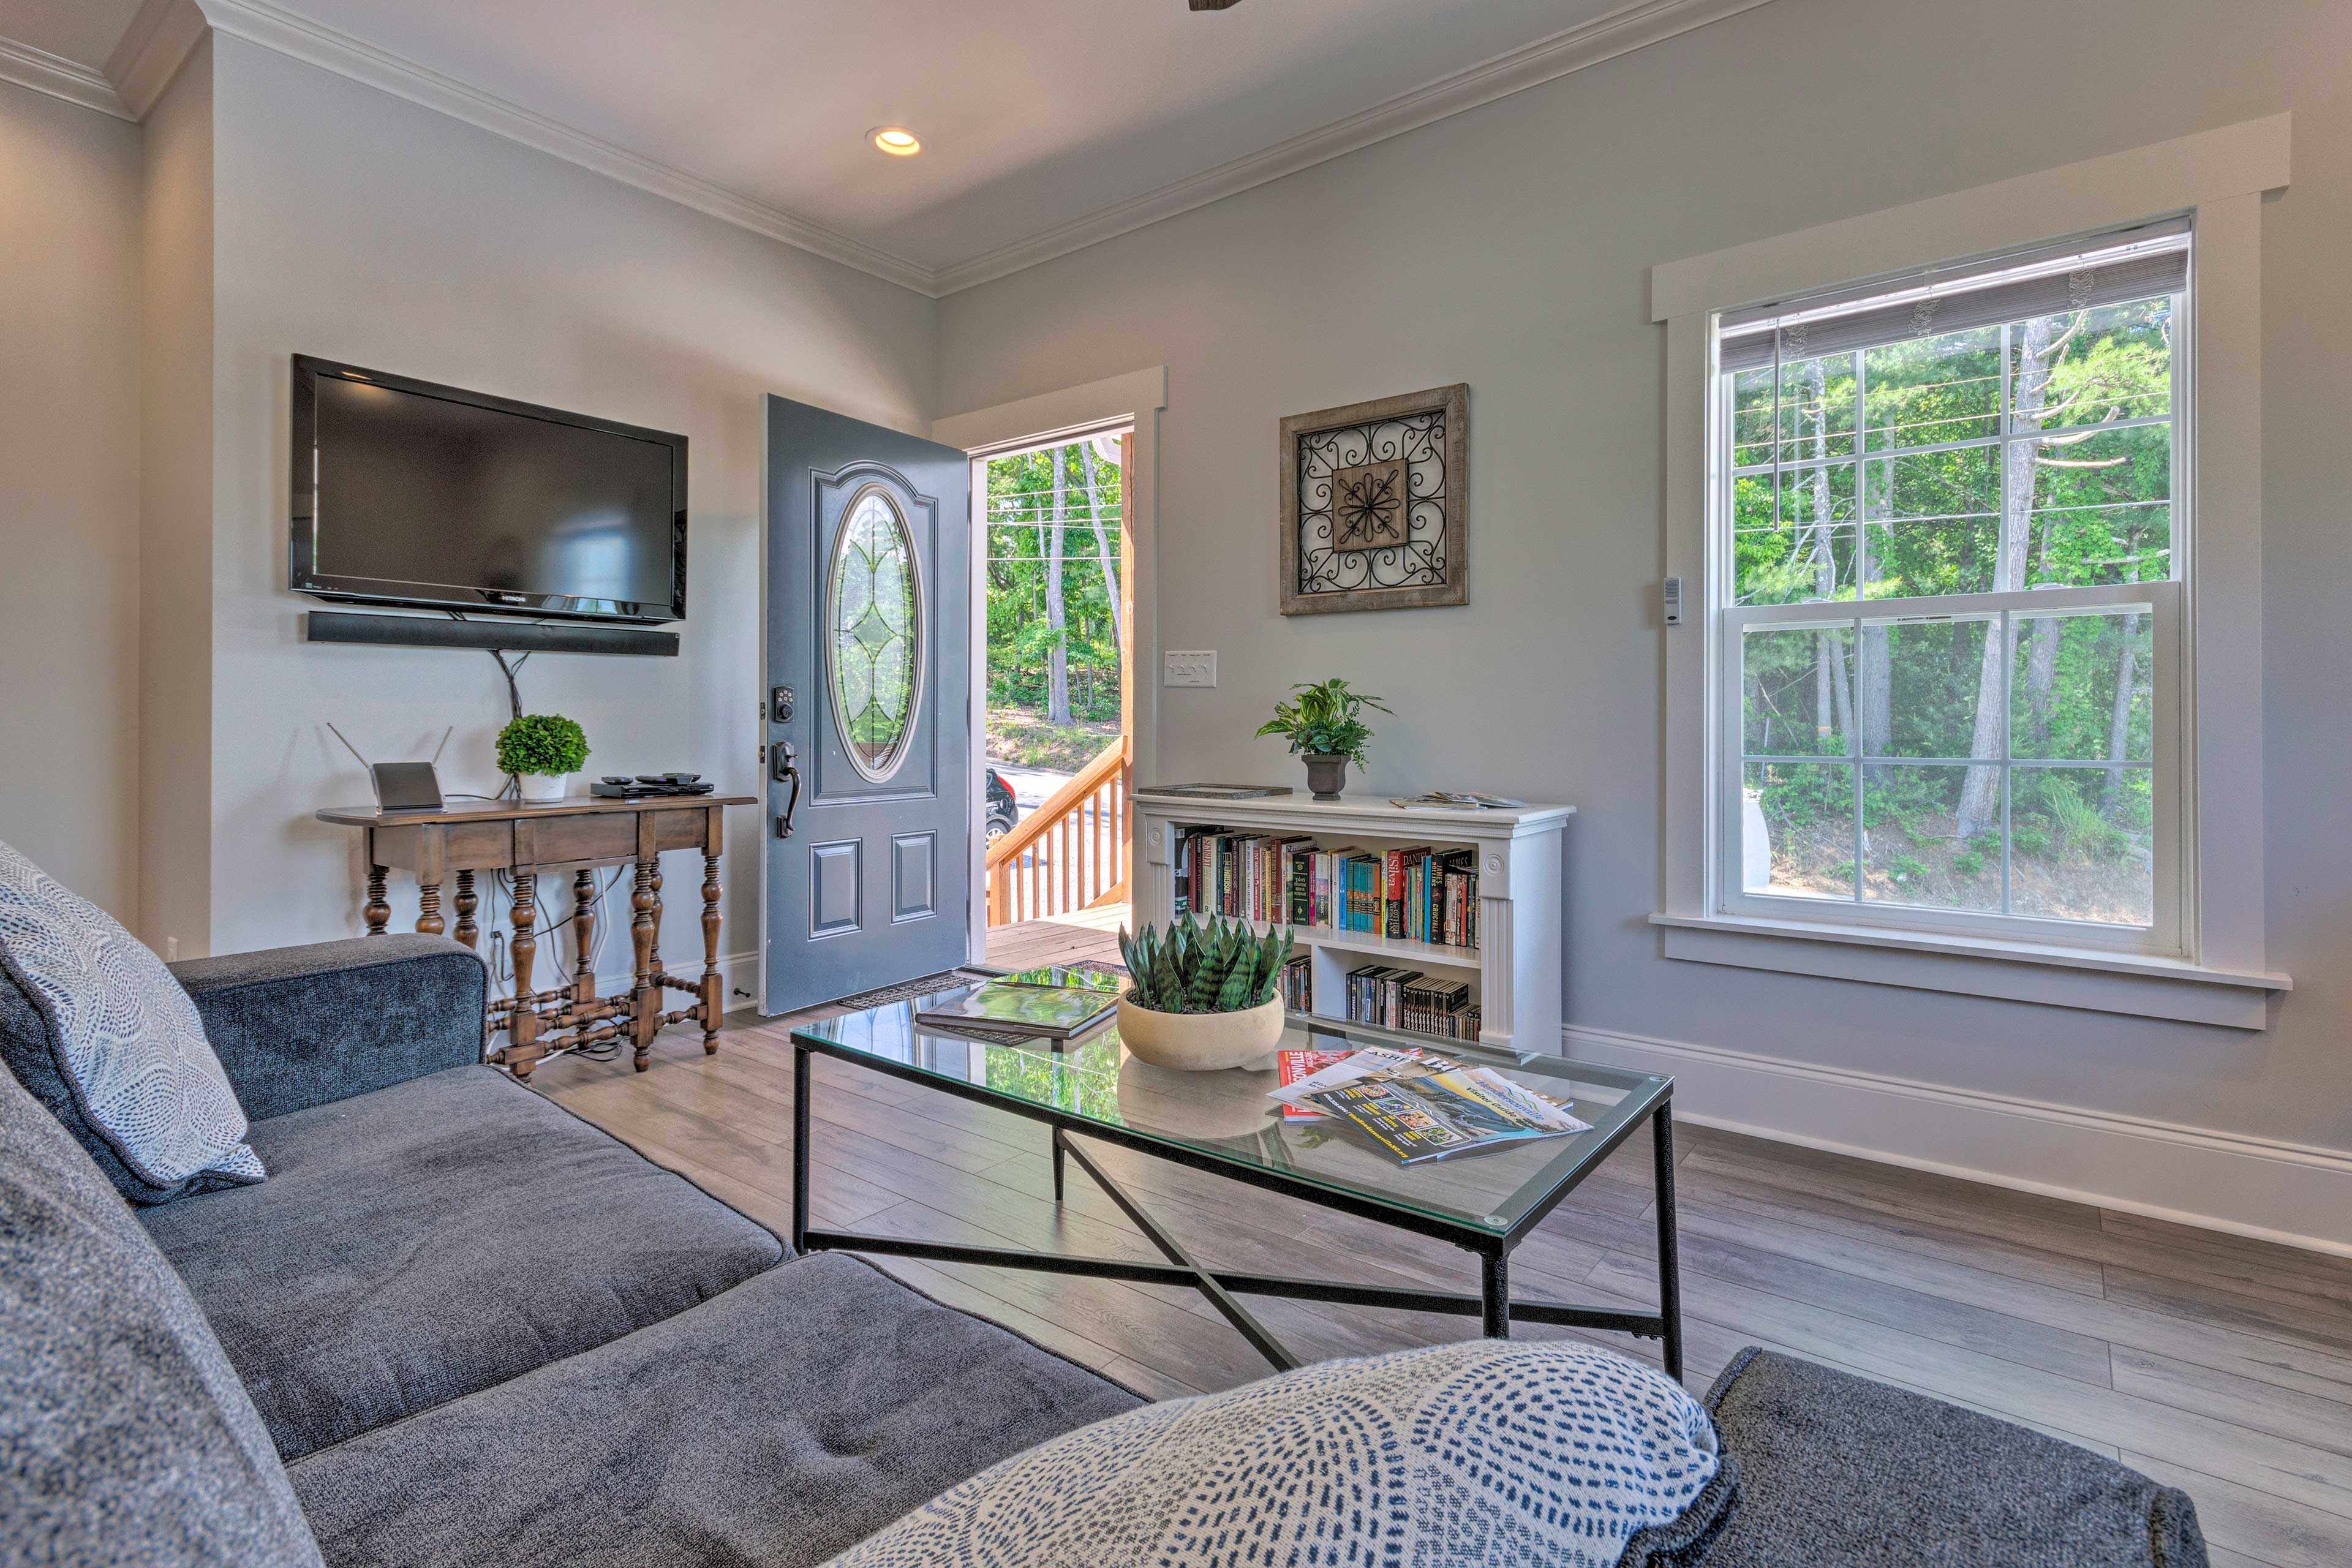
top-left (0, 840), bottom-right (263, 1204)
top-left (828, 1338), bottom-right (1725, 1568)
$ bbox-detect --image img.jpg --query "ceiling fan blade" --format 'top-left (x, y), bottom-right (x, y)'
top-left (1188, 0), bottom-right (1245, 10)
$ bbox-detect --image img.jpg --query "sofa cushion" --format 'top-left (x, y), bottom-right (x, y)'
top-left (1701, 1346), bottom-right (2206, 1567)
top-left (0, 1045), bottom-right (323, 1567)
top-left (0, 839), bottom-right (264, 1204)
top-left (827, 1337), bottom-right (1733, 1568)
top-left (139, 1065), bottom-right (785, 1460)
top-left (286, 1251), bottom-right (1144, 1568)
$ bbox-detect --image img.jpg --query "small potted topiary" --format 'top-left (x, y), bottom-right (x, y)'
top-left (1115, 916), bottom-right (1294, 1071)
top-left (1255, 677), bottom-right (1391, 799)
top-left (496, 714), bottom-right (590, 804)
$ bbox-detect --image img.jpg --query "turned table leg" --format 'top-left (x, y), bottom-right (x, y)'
top-left (630, 858), bottom-right (658, 1073)
top-left (700, 851), bottom-right (722, 1055)
top-left (507, 872), bottom-right (541, 1080)
top-left (416, 881), bottom-right (445, 937)
top-left (453, 870), bottom-right (478, 949)
top-left (573, 868), bottom-right (600, 1008)
top-left (647, 863), bottom-right (665, 973)
top-left (364, 866), bottom-right (391, 935)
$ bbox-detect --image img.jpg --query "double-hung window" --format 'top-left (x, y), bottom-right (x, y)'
top-left (1712, 222), bottom-right (2189, 955)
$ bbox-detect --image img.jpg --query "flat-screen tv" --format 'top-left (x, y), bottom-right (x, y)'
top-left (290, 355), bottom-right (688, 624)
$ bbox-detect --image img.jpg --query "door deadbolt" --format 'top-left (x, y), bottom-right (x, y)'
top-left (771, 685), bottom-right (796, 724)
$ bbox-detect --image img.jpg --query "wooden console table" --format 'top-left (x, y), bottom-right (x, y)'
top-left (316, 796), bottom-right (756, 1079)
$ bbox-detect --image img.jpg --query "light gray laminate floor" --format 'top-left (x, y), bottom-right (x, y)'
top-left (535, 920), bottom-right (2352, 1568)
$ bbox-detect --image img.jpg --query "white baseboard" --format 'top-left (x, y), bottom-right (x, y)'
top-left (1564, 1022), bottom-right (2352, 1260)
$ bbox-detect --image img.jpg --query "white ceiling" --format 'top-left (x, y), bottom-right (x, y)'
top-left (0, 0), bottom-right (143, 72)
top-left (2, 0), bottom-right (1753, 292)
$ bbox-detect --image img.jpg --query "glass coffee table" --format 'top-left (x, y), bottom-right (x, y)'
top-left (788, 1003), bottom-right (1683, 1378)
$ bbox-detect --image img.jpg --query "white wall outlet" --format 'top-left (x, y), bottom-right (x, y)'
top-left (1163, 650), bottom-right (1217, 687)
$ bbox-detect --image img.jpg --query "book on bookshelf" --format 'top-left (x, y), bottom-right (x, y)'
top-left (1162, 828), bottom-right (1479, 954)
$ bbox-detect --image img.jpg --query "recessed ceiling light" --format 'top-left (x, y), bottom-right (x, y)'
top-left (870, 127), bottom-right (922, 156)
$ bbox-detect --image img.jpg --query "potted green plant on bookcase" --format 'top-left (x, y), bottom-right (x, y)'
top-left (1255, 677), bottom-right (1390, 799)
top-left (496, 714), bottom-right (590, 805)
top-left (1115, 916), bottom-right (1294, 1071)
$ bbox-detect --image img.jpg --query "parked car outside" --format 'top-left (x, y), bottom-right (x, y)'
top-left (986, 767), bottom-right (1018, 842)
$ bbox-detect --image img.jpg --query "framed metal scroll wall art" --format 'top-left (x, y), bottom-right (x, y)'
top-left (1279, 382), bottom-right (1468, 615)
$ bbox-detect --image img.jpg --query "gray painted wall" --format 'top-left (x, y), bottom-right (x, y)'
top-left (936, 0), bottom-right (2352, 1156)
top-left (0, 80), bottom-right (143, 920)
top-left (196, 37), bottom-right (937, 970)
top-left (139, 43), bottom-right (214, 954)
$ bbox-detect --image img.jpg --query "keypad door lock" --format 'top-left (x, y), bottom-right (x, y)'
top-left (771, 685), bottom-right (796, 724)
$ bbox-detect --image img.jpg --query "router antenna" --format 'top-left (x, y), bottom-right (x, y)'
top-left (430, 725), bottom-right (454, 765)
top-left (325, 722), bottom-right (372, 771)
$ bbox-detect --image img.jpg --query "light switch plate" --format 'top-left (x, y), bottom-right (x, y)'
top-left (1163, 649), bottom-right (1217, 687)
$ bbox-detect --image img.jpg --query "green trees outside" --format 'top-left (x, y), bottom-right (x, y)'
top-left (1732, 295), bottom-right (2172, 924)
top-left (987, 439), bottom-right (1125, 764)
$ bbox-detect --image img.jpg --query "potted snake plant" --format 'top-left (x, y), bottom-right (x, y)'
top-left (1115, 916), bottom-right (1294, 1071)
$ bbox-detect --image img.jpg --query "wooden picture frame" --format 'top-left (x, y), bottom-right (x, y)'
top-left (1279, 383), bottom-right (1468, 615)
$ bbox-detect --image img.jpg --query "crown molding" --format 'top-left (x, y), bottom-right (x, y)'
top-left (83, 0), bottom-right (1779, 300)
top-left (107, 0), bottom-right (206, 118)
top-left (928, 0), bottom-right (1780, 295)
top-left (0, 32), bottom-right (134, 119)
top-left (100, 0), bottom-right (936, 293)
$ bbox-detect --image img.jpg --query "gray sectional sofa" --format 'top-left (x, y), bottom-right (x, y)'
top-left (3, 932), bottom-right (2209, 1567)
top-left (4, 935), bottom-right (1139, 1568)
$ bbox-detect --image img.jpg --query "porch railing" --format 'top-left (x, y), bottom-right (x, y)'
top-left (986, 736), bottom-right (1131, 927)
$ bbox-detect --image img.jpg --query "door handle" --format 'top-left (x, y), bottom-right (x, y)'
top-left (771, 741), bottom-right (804, 839)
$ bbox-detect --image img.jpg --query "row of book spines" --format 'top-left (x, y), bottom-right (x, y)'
top-left (1342, 965), bottom-right (1480, 1042)
top-left (1172, 829), bottom-right (1479, 950)
top-left (1275, 953), bottom-right (1312, 1012)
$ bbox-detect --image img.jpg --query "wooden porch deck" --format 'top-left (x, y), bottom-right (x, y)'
top-left (983, 905), bottom-right (1128, 972)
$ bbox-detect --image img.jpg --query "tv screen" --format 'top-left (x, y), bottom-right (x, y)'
top-left (290, 356), bottom-right (687, 623)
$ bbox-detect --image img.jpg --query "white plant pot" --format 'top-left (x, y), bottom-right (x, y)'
top-left (1115, 995), bottom-right (1286, 1072)
top-left (518, 772), bottom-right (571, 805)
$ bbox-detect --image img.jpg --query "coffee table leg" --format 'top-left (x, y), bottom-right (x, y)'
top-left (1480, 1250), bottom-right (1510, 1338)
top-left (1653, 1104), bottom-right (1684, 1382)
top-left (790, 1042), bottom-right (812, 1256)
top-left (1051, 1126), bottom-right (1066, 1204)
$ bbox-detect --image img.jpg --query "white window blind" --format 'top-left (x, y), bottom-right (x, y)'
top-left (1718, 221), bottom-right (2188, 373)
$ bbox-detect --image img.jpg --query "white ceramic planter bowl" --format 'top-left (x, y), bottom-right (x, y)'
top-left (518, 772), bottom-right (571, 804)
top-left (1116, 995), bottom-right (1286, 1072)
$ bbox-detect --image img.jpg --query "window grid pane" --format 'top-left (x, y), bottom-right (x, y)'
top-left (1723, 272), bottom-right (2176, 936)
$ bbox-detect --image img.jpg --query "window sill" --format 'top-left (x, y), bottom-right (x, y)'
top-left (1648, 913), bottom-right (2290, 1030)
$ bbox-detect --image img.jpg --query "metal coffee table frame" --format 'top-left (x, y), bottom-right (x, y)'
top-left (788, 1029), bottom-right (1684, 1378)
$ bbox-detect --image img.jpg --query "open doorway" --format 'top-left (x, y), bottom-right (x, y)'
top-left (978, 428), bottom-right (1133, 971)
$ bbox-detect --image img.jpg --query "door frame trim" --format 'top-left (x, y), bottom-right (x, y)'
top-left (933, 366), bottom-right (1168, 965)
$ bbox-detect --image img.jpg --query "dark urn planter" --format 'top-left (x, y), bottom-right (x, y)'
top-left (1303, 753), bottom-right (1349, 800)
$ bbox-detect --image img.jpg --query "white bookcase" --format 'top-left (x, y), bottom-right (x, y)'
top-left (1133, 792), bottom-right (1574, 1055)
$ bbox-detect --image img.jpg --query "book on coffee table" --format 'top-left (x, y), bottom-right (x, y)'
top-left (914, 979), bottom-right (1119, 1041)
top-left (1302, 1058), bottom-right (1590, 1164)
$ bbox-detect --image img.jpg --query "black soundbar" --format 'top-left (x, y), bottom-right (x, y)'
top-left (305, 611), bottom-right (679, 658)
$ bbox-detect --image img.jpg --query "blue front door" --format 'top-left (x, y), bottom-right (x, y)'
top-left (762, 396), bottom-right (970, 1014)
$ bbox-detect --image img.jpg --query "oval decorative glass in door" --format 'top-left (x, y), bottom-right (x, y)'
top-left (827, 486), bottom-right (922, 782)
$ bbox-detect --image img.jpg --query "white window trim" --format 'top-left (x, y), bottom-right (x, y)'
top-left (1651, 116), bottom-right (2291, 1028)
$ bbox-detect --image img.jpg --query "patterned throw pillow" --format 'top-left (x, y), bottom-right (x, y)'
top-left (0, 840), bottom-right (264, 1204)
top-left (827, 1338), bottom-right (1732, 1568)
